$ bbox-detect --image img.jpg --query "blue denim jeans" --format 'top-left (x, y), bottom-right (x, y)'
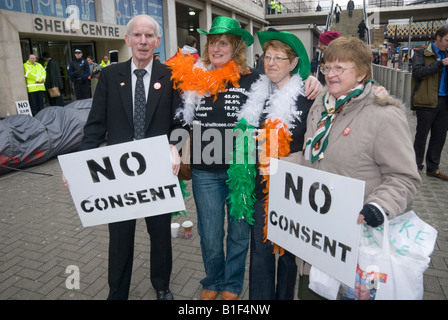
top-left (192, 168), bottom-right (251, 294)
top-left (249, 198), bottom-right (297, 299)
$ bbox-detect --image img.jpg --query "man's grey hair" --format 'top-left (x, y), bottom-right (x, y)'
top-left (126, 15), bottom-right (161, 38)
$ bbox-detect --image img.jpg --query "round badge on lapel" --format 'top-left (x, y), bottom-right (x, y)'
top-left (343, 127), bottom-right (351, 136)
top-left (154, 82), bottom-right (161, 90)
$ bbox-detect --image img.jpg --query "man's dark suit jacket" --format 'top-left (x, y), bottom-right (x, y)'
top-left (80, 58), bottom-right (182, 150)
top-left (78, 58), bottom-right (182, 299)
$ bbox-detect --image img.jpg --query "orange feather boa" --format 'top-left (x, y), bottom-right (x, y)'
top-left (257, 119), bottom-right (292, 256)
top-left (165, 49), bottom-right (241, 101)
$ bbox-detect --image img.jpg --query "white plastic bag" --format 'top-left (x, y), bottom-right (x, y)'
top-left (309, 266), bottom-right (340, 300)
top-left (363, 210), bottom-right (437, 261)
top-left (342, 210), bottom-right (437, 300)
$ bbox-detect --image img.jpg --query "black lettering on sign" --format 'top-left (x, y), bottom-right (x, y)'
top-left (309, 182), bottom-right (332, 214)
top-left (284, 172), bottom-right (303, 204)
top-left (120, 152), bottom-right (146, 176)
top-left (269, 210), bottom-right (278, 226)
top-left (87, 157), bottom-right (116, 183)
top-left (34, 17), bottom-right (43, 31)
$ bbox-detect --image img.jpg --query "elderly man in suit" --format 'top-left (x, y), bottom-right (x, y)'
top-left (65, 15), bottom-right (182, 300)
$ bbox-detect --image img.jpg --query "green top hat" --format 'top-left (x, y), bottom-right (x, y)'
top-left (257, 29), bottom-right (310, 80)
top-left (197, 16), bottom-right (254, 47)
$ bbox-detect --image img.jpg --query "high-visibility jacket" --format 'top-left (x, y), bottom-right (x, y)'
top-left (100, 60), bottom-right (110, 67)
top-left (277, 4), bottom-right (282, 13)
top-left (24, 60), bottom-right (46, 92)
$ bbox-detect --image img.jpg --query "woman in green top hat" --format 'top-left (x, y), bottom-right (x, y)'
top-left (166, 17), bottom-right (320, 300)
top-left (228, 28), bottom-right (315, 299)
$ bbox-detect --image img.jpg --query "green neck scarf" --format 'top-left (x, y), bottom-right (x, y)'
top-left (306, 80), bottom-right (372, 163)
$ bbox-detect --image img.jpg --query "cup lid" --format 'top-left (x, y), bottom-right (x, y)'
top-left (182, 221), bottom-right (193, 228)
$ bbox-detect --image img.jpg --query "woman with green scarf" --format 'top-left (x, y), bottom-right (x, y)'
top-left (298, 37), bottom-right (421, 299)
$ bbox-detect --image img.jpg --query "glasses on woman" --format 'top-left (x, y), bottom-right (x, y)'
top-left (320, 65), bottom-right (354, 75)
top-left (264, 55), bottom-right (289, 63)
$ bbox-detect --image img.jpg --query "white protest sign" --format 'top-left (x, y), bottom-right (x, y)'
top-left (58, 135), bottom-right (185, 227)
top-left (15, 100), bottom-right (32, 116)
top-left (268, 159), bottom-right (365, 287)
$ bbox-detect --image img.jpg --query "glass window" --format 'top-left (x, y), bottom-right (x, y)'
top-left (0, 0), bottom-right (33, 13)
top-left (0, 1), bottom-right (97, 21)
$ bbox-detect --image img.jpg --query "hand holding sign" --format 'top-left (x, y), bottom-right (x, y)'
top-left (169, 144), bottom-right (180, 176)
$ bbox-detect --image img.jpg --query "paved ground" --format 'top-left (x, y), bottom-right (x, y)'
top-left (0, 110), bottom-right (447, 301)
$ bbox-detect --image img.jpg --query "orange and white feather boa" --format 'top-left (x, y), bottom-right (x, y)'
top-left (165, 50), bottom-right (242, 125)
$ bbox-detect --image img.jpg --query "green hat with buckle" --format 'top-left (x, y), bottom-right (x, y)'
top-left (197, 16), bottom-right (254, 47)
top-left (257, 29), bottom-right (310, 80)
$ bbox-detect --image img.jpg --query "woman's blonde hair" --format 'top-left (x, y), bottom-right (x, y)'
top-left (201, 34), bottom-right (250, 75)
top-left (324, 37), bottom-right (372, 81)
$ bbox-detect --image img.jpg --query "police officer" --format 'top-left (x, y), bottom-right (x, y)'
top-left (68, 49), bottom-right (90, 100)
top-left (23, 54), bottom-right (46, 116)
top-left (270, 0), bottom-right (276, 14)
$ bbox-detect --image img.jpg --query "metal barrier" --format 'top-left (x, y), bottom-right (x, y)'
top-left (372, 64), bottom-right (413, 110)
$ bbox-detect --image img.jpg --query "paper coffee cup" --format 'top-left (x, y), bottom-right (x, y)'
top-left (182, 221), bottom-right (193, 238)
top-left (171, 223), bottom-right (180, 238)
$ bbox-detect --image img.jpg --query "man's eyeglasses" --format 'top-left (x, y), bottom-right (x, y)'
top-left (320, 65), bottom-right (355, 75)
top-left (264, 56), bottom-right (290, 63)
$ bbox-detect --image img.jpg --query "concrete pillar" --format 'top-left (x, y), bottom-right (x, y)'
top-left (0, 11), bottom-right (27, 117)
top-left (198, 2), bottom-right (212, 51)
top-left (163, 0), bottom-right (177, 59)
top-left (246, 19), bottom-right (254, 68)
top-left (163, 0), bottom-right (178, 59)
top-left (95, 0), bottom-right (116, 24)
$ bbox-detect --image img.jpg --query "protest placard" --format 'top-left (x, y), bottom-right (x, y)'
top-left (58, 135), bottom-right (185, 227)
top-left (268, 159), bottom-right (365, 287)
top-left (15, 100), bottom-right (32, 116)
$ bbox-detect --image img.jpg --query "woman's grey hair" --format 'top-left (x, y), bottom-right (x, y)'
top-left (126, 15), bottom-right (161, 38)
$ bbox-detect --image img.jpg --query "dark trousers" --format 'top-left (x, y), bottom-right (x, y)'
top-left (28, 91), bottom-right (45, 116)
top-left (107, 213), bottom-right (172, 300)
top-left (249, 199), bottom-right (297, 300)
top-left (297, 275), bottom-right (326, 300)
top-left (414, 96), bottom-right (448, 172)
top-left (74, 79), bottom-right (91, 100)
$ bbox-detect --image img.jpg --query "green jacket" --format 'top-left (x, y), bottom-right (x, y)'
top-left (411, 44), bottom-right (446, 109)
top-left (24, 60), bottom-right (46, 93)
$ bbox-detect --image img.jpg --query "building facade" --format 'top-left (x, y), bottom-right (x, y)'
top-left (1, 0), bottom-right (322, 118)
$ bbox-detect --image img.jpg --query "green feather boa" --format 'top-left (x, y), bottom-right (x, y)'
top-left (226, 118), bottom-right (257, 224)
top-left (171, 179), bottom-right (190, 218)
